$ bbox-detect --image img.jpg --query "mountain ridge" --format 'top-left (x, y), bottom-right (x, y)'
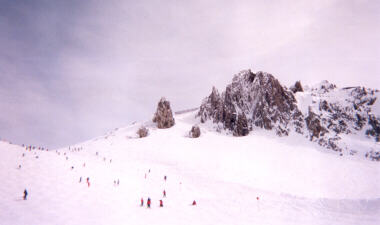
top-left (197, 69), bottom-right (380, 160)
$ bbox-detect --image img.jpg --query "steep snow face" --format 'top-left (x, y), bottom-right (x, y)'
top-left (198, 70), bottom-right (303, 136)
top-left (198, 69), bottom-right (380, 160)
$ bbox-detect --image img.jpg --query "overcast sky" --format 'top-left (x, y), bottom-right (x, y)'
top-left (0, 0), bottom-right (379, 149)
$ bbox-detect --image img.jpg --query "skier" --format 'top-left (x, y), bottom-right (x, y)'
top-left (23, 189), bottom-right (28, 200)
top-left (147, 198), bottom-right (151, 208)
top-left (140, 198), bottom-right (144, 207)
top-left (192, 200), bottom-right (197, 206)
top-left (159, 200), bottom-right (163, 207)
top-left (256, 196), bottom-right (260, 211)
top-left (163, 190), bottom-right (166, 197)
top-left (164, 175), bottom-right (167, 181)
top-left (79, 177), bottom-right (82, 183)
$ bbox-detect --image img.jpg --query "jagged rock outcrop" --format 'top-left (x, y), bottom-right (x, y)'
top-left (366, 115), bottom-right (380, 142)
top-left (199, 87), bottom-right (223, 123)
top-left (296, 84), bottom-right (380, 154)
top-left (312, 80), bottom-right (337, 94)
top-left (189, 125), bottom-right (201, 138)
top-left (198, 70), bottom-right (303, 136)
top-left (137, 126), bottom-right (149, 138)
top-left (153, 97), bottom-right (175, 129)
top-left (305, 108), bottom-right (326, 140)
top-left (366, 150), bottom-right (380, 161)
top-left (290, 81), bottom-right (304, 93)
top-left (197, 69), bottom-right (380, 160)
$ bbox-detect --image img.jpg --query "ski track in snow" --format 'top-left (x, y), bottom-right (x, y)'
top-left (1, 111), bottom-right (379, 225)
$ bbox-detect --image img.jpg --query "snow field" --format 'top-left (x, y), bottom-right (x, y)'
top-left (0, 111), bottom-right (379, 225)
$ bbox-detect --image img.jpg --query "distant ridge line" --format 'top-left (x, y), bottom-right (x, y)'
top-left (342, 86), bottom-right (360, 90)
top-left (175, 107), bottom-right (199, 115)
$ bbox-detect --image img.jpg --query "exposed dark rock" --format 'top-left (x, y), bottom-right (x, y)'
top-left (366, 115), bottom-right (380, 142)
top-left (366, 150), bottom-right (380, 161)
top-left (153, 97), bottom-right (175, 129)
top-left (234, 113), bottom-right (249, 136)
top-left (319, 100), bottom-right (331, 112)
top-left (290, 81), bottom-right (304, 93)
top-left (198, 70), bottom-right (303, 136)
top-left (367, 97), bottom-right (377, 106)
top-left (197, 68), bottom-right (379, 160)
top-left (137, 126), bottom-right (149, 138)
top-left (199, 87), bottom-right (223, 123)
top-left (305, 108), bottom-right (327, 140)
top-left (313, 80), bottom-right (337, 94)
top-left (355, 113), bottom-right (366, 130)
top-left (189, 125), bottom-right (201, 138)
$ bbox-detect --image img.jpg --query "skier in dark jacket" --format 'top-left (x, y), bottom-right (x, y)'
top-left (23, 189), bottom-right (28, 200)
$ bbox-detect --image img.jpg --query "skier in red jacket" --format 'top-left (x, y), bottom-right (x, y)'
top-left (140, 198), bottom-right (144, 206)
top-left (147, 198), bottom-right (151, 208)
top-left (159, 199), bottom-right (163, 207)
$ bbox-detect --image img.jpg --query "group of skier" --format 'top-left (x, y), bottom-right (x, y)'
top-left (139, 174), bottom-right (197, 209)
top-left (23, 145), bottom-right (49, 152)
top-left (140, 198), bottom-right (164, 208)
top-left (19, 149), bottom-right (200, 209)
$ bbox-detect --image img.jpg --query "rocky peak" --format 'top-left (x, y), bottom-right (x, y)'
top-left (312, 80), bottom-right (337, 94)
top-left (198, 70), bottom-right (303, 136)
top-left (199, 86), bottom-right (223, 123)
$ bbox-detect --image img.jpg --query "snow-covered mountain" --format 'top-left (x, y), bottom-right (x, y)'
top-left (1, 69), bottom-right (380, 225)
top-left (1, 109), bottom-right (380, 225)
top-left (198, 70), bottom-right (380, 160)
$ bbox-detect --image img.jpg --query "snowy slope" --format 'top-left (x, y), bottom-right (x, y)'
top-left (1, 111), bottom-right (380, 225)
